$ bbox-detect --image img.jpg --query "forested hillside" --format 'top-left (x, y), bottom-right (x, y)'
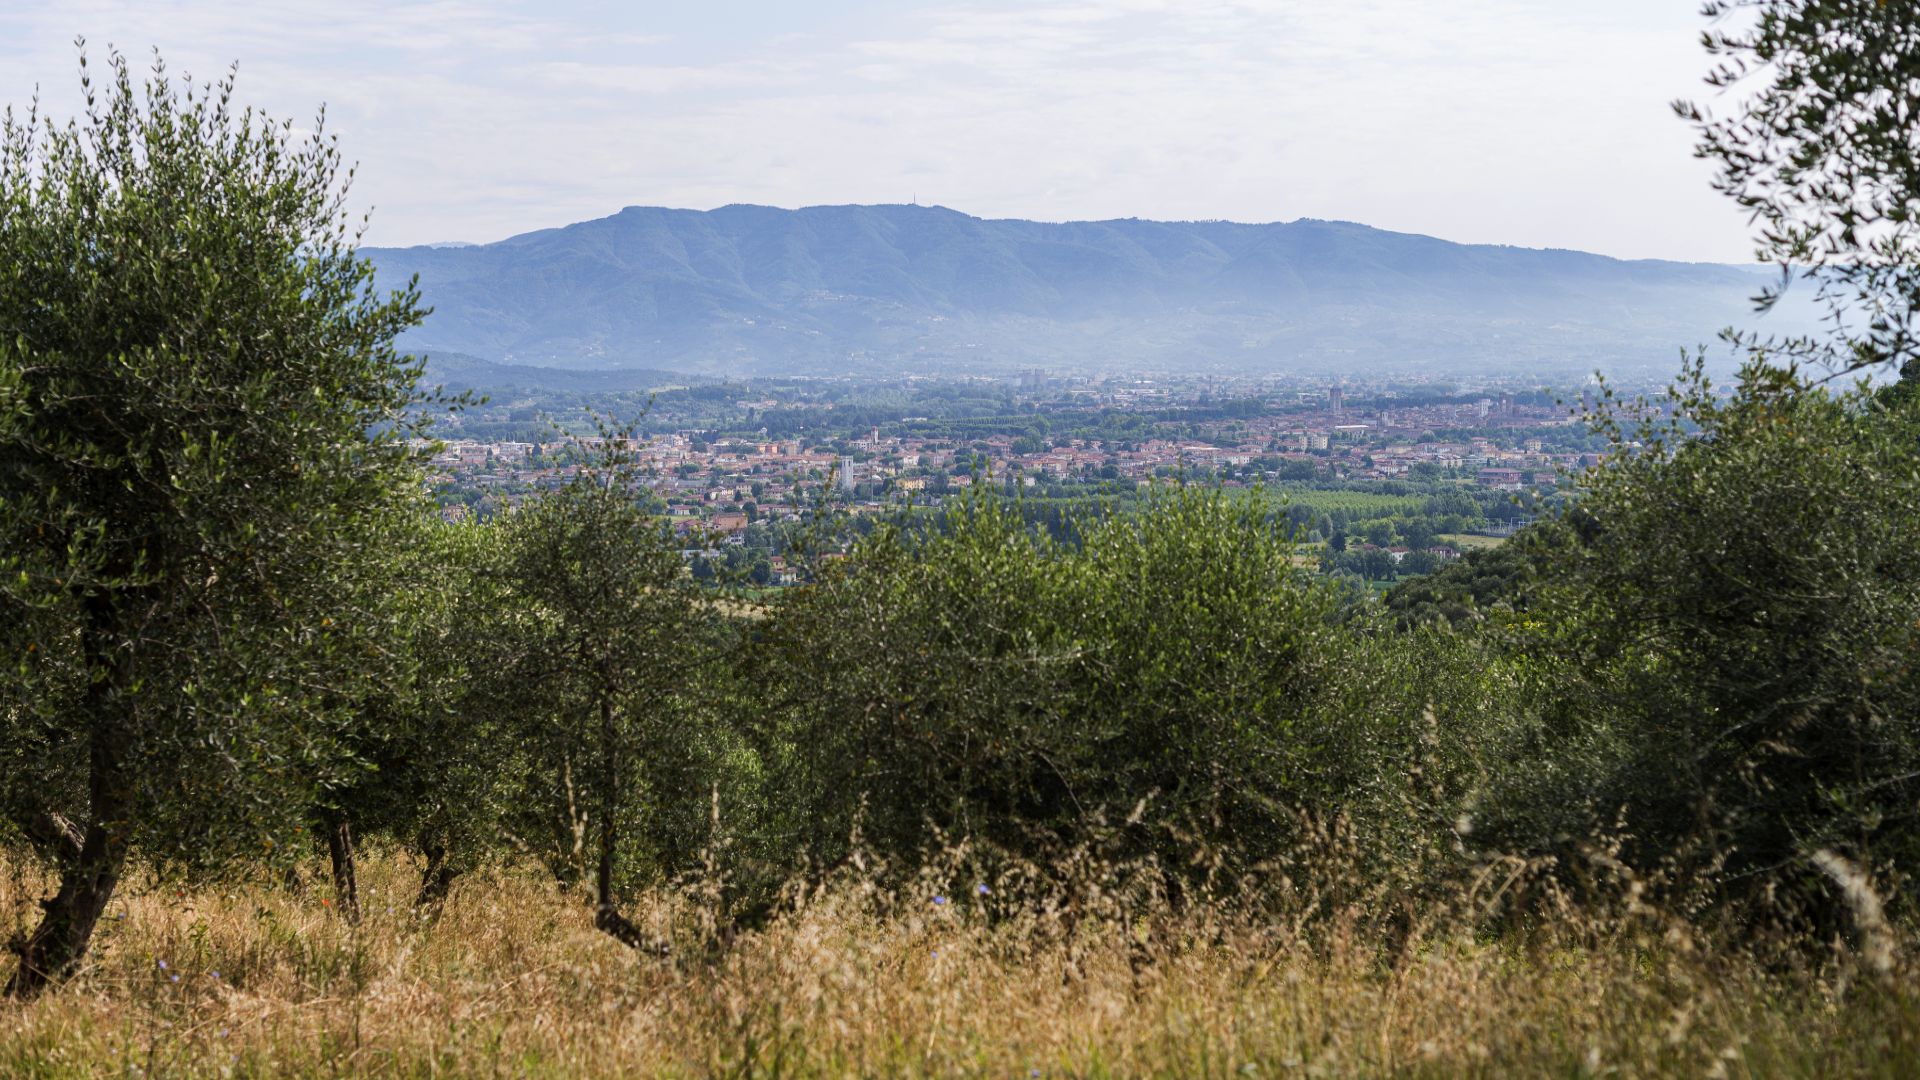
top-left (366, 205), bottom-right (1781, 376)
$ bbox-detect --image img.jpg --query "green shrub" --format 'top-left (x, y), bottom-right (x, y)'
top-left (753, 488), bottom-right (1400, 890)
top-left (1485, 364), bottom-right (1920, 922)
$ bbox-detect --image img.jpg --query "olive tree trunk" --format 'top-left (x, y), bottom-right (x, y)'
top-left (322, 810), bottom-right (360, 924)
top-left (6, 612), bottom-right (135, 998)
top-left (592, 691), bottom-right (648, 949)
top-left (415, 839), bottom-right (460, 914)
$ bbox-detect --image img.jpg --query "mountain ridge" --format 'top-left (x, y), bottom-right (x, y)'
top-left (366, 203), bottom-right (1783, 377)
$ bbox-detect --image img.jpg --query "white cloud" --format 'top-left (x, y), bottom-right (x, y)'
top-left (0, 0), bottom-right (1755, 261)
top-left (528, 60), bottom-right (787, 94)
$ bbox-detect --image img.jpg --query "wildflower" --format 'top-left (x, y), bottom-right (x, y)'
top-left (209, 971), bottom-right (220, 980)
top-left (156, 960), bottom-right (167, 970)
top-left (976, 883), bottom-right (990, 896)
top-left (931, 895), bottom-right (947, 905)
top-left (321, 898), bottom-right (333, 908)
top-left (169, 974), bottom-right (180, 983)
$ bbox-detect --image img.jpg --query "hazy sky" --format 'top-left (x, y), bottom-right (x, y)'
top-left (3, 1), bottom-right (1759, 261)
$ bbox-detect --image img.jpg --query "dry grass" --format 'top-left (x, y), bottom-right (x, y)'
top-left (3, 851), bottom-right (1916, 1078)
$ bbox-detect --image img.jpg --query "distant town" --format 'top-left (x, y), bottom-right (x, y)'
top-left (414, 367), bottom-right (1655, 585)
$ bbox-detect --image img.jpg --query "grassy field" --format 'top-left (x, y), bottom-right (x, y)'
top-left (4, 852), bottom-right (1915, 1077)
top-left (1436, 533), bottom-right (1506, 551)
top-left (1269, 489), bottom-right (1430, 516)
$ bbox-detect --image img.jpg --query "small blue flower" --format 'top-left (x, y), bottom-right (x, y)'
top-left (932, 895), bottom-right (947, 905)
top-left (156, 960), bottom-right (167, 970)
top-left (169, 974), bottom-right (179, 983)
top-left (976, 883), bottom-right (990, 895)
top-left (209, 971), bottom-right (220, 980)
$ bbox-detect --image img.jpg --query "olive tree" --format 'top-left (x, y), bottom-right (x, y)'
top-left (754, 488), bottom-right (1375, 894)
top-left (1456, 0), bottom-right (1920, 928)
top-left (299, 509), bottom-right (519, 921)
top-left (1498, 363), bottom-right (1920, 922)
top-left (496, 437), bottom-right (743, 947)
top-left (0, 50), bottom-right (430, 996)
top-left (1682, 0), bottom-right (1920, 377)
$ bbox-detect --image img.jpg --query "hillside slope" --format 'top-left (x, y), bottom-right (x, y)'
top-left (367, 204), bottom-right (1777, 375)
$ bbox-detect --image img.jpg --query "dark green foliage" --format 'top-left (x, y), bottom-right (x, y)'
top-left (1490, 364), bottom-right (1920, 918)
top-left (1383, 524), bottom-right (1571, 629)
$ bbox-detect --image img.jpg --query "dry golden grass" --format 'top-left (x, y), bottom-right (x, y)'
top-left (3, 850), bottom-right (1916, 1078)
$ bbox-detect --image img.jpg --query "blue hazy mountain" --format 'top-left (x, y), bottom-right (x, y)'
top-left (418, 351), bottom-right (705, 393)
top-left (366, 204), bottom-right (1783, 377)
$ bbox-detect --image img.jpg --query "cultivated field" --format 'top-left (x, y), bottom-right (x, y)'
top-left (1435, 533), bottom-right (1506, 551)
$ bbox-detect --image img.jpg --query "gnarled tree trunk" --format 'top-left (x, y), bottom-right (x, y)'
top-left (415, 838), bottom-right (461, 915)
top-left (7, 610), bottom-right (135, 998)
top-left (322, 810), bottom-right (360, 924)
